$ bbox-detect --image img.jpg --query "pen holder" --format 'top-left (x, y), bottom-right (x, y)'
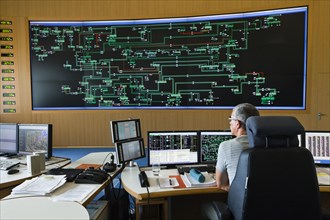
top-left (190, 168), bottom-right (205, 183)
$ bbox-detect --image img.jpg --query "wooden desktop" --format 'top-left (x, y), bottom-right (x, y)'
top-left (121, 165), bottom-right (226, 220)
top-left (0, 152), bottom-right (122, 219)
top-left (121, 165), bottom-right (330, 220)
top-left (0, 156), bottom-right (71, 199)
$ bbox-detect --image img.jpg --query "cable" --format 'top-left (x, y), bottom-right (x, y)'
top-left (146, 185), bottom-right (150, 220)
top-left (101, 152), bottom-right (114, 166)
top-left (111, 177), bottom-right (122, 200)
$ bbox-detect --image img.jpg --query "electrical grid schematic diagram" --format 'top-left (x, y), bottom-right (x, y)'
top-left (29, 7), bottom-right (307, 109)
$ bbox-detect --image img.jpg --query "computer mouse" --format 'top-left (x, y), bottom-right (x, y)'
top-left (7, 169), bottom-right (19, 175)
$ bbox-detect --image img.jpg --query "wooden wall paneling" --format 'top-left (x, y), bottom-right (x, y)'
top-left (308, 1), bottom-right (330, 130)
top-left (314, 72), bottom-right (330, 129)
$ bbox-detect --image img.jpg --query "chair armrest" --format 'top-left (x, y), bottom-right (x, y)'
top-left (201, 201), bottom-right (233, 220)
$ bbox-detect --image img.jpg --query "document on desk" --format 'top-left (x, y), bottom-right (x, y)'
top-left (52, 184), bottom-right (98, 203)
top-left (181, 172), bottom-right (216, 188)
top-left (12, 175), bottom-right (67, 196)
top-left (316, 167), bottom-right (330, 185)
top-left (317, 172), bottom-right (330, 185)
top-left (158, 177), bottom-right (179, 188)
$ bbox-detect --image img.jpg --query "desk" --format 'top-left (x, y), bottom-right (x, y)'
top-left (121, 166), bottom-right (225, 220)
top-left (0, 152), bottom-right (122, 220)
top-left (0, 197), bottom-right (89, 220)
top-left (121, 165), bottom-right (330, 220)
top-left (63, 151), bottom-right (122, 206)
top-left (0, 156), bottom-right (70, 199)
top-left (122, 166), bottom-right (223, 200)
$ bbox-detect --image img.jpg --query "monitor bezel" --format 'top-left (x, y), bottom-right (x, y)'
top-left (147, 130), bottom-right (200, 168)
top-left (110, 119), bottom-right (142, 143)
top-left (115, 138), bottom-right (145, 165)
top-left (17, 124), bottom-right (53, 159)
top-left (0, 123), bottom-right (19, 155)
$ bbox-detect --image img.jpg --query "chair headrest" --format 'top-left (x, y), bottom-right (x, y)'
top-left (246, 116), bottom-right (305, 148)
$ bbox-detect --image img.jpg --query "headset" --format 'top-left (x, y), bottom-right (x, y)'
top-left (103, 153), bottom-right (117, 172)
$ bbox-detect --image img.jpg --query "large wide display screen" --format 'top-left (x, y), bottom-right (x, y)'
top-left (29, 7), bottom-right (308, 110)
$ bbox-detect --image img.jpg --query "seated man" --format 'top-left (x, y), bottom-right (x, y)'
top-left (215, 103), bottom-right (260, 191)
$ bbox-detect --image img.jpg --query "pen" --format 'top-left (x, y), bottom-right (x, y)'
top-left (169, 179), bottom-right (172, 185)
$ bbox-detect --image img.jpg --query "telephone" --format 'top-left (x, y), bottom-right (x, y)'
top-left (75, 168), bottom-right (109, 184)
top-left (138, 171), bottom-right (150, 187)
top-left (103, 153), bottom-right (117, 172)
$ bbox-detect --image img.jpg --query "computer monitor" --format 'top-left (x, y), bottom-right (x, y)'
top-left (200, 130), bottom-right (233, 164)
top-left (305, 131), bottom-right (330, 165)
top-left (147, 131), bottom-right (199, 168)
top-left (111, 119), bottom-right (142, 143)
top-left (18, 124), bottom-right (53, 158)
top-left (115, 138), bottom-right (145, 165)
top-left (0, 123), bottom-right (18, 156)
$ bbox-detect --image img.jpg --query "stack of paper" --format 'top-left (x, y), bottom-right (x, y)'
top-left (12, 174), bottom-right (67, 196)
top-left (316, 167), bottom-right (330, 185)
top-left (158, 177), bottom-right (179, 188)
top-left (52, 184), bottom-right (98, 202)
top-left (317, 172), bottom-right (330, 185)
top-left (181, 172), bottom-right (216, 187)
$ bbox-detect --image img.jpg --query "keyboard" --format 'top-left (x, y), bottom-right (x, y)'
top-left (0, 160), bottom-right (20, 170)
top-left (177, 165), bottom-right (216, 175)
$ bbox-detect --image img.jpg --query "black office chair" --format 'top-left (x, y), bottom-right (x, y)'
top-left (202, 116), bottom-right (324, 220)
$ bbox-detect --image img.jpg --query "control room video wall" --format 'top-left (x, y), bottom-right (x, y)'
top-left (29, 6), bottom-right (308, 110)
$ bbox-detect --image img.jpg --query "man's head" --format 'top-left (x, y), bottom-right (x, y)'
top-left (229, 103), bottom-right (260, 135)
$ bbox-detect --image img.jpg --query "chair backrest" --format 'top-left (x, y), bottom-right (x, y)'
top-left (227, 116), bottom-right (322, 220)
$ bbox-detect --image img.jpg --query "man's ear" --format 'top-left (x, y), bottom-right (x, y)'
top-left (236, 120), bottom-right (242, 129)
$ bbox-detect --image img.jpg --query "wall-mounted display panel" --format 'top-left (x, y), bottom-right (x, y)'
top-left (29, 7), bottom-right (308, 110)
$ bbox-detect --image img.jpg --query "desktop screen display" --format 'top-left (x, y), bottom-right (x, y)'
top-left (200, 131), bottom-right (233, 164)
top-left (111, 119), bottom-right (142, 143)
top-left (18, 124), bottom-right (53, 158)
top-left (0, 123), bottom-right (18, 155)
top-left (148, 131), bottom-right (199, 167)
top-left (305, 131), bottom-right (330, 165)
top-left (116, 138), bottom-right (145, 164)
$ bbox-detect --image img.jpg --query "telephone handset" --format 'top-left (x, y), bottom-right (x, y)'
top-left (139, 171), bottom-right (150, 187)
top-left (103, 153), bottom-right (117, 172)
